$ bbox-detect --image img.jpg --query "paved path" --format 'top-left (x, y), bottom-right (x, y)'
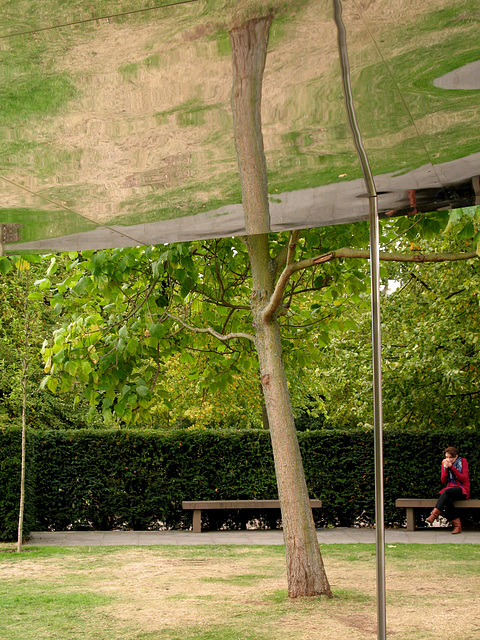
top-left (26, 527), bottom-right (480, 547)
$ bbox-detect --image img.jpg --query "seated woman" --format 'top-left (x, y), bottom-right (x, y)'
top-left (426, 446), bottom-right (470, 534)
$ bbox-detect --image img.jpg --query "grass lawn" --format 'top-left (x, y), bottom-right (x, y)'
top-left (0, 543), bottom-right (479, 639)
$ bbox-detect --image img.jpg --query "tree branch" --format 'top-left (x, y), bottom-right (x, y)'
top-left (446, 390), bottom-right (480, 398)
top-left (262, 230), bottom-right (300, 322)
top-left (262, 245), bottom-right (477, 323)
top-left (445, 288), bottom-right (466, 300)
top-left (281, 313), bottom-right (335, 331)
top-left (195, 290), bottom-right (250, 311)
top-left (273, 230), bottom-right (300, 275)
top-left (221, 308), bottom-right (235, 335)
top-left (307, 248), bottom-right (479, 265)
top-left (165, 312), bottom-right (255, 343)
top-left (408, 271), bottom-right (432, 291)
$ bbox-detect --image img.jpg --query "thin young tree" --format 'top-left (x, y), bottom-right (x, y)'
top-left (16, 259), bottom-right (32, 552)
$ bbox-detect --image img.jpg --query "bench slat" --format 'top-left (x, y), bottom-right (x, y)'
top-left (396, 498), bottom-right (480, 531)
top-left (396, 499), bottom-right (480, 508)
top-left (182, 499), bottom-right (322, 533)
top-left (183, 499), bottom-right (322, 510)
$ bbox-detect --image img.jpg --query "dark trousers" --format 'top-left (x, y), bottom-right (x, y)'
top-left (435, 487), bottom-right (466, 521)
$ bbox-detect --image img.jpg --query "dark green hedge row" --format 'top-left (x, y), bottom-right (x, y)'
top-left (0, 427), bottom-right (36, 541)
top-left (33, 429), bottom-right (278, 533)
top-left (1, 427), bottom-right (478, 540)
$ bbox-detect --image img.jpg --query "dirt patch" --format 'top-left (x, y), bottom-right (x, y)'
top-left (334, 613), bottom-right (378, 635)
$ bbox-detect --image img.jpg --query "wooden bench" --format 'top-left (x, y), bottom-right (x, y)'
top-left (395, 498), bottom-right (480, 531)
top-left (182, 499), bottom-right (323, 533)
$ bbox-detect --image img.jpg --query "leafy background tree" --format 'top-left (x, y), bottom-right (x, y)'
top-left (0, 254), bottom-right (101, 430)
top-left (1, 207), bottom-right (479, 433)
top-left (314, 208), bottom-right (480, 431)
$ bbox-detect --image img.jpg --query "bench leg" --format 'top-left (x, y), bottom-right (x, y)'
top-left (192, 509), bottom-right (202, 533)
top-left (406, 508), bottom-right (415, 532)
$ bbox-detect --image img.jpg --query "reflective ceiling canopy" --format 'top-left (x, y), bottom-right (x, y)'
top-left (0, 0), bottom-right (479, 252)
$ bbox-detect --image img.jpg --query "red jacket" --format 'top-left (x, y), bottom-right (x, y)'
top-left (440, 458), bottom-right (470, 499)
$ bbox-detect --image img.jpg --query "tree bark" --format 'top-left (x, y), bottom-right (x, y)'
top-left (230, 17), bottom-right (272, 236)
top-left (230, 16), bottom-right (332, 598)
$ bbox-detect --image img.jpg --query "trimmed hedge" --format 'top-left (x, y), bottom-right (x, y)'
top-left (33, 429), bottom-right (278, 532)
top-left (1, 427), bottom-right (478, 540)
top-left (0, 427), bottom-right (36, 541)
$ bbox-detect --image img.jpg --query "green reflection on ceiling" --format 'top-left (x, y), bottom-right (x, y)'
top-left (0, 0), bottom-right (479, 251)
top-left (350, 6), bottom-right (480, 174)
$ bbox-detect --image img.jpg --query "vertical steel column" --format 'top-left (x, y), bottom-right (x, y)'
top-left (332, 1), bottom-right (386, 638)
top-left (368, 192), bottom-right (386, 639)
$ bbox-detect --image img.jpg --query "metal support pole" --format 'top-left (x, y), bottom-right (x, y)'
top-left (369, 193), bottom-right (386, 638)
top-left (333, 1), bottom-right (386, 638)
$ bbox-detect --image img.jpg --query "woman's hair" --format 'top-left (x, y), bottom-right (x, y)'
top-left (444, 446), bottom-right (459, 457)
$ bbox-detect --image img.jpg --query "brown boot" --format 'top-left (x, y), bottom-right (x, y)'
top-left (426, 508), bottom-right (441, 524)
top-left (451, 518), bottom-right (462, 534)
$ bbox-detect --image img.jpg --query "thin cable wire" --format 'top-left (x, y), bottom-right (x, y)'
top-left (0, 0), bottom-right (199, 40)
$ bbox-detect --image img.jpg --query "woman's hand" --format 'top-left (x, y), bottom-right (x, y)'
top-left (443, 459), bottom-right (452, 468)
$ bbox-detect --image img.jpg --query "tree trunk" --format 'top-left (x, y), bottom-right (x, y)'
top-left (16, 365), bottom-right (27, 553)
top-left (230, 16), bottom-right (332, 598)
top-left (255, 310), bottom-right (332, 597)
top-left (17, 268), bottom-right (30, 553)
top-left (230, 17), bottom-right (271, 236)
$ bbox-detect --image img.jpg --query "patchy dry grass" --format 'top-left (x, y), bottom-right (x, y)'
top-left (0, 543), bottom-right (479, 639)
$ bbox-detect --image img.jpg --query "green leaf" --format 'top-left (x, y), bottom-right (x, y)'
top-left (148, 323), bottom-right (165, 339)
top-left (47, 377), bottom-right (58, 393)
top-left (46, 257), bottom-right (58, 277)
top-left (74, 276), bottom-right (89, 295)
top-left (180, 352), bottom-right (196, 364)
top-left (136, 385), bottom-right (150, 397)
top-left (126, 338), bottom-right (138, 355)
top-left (102, 396), bottom-right (114, 409)
top-left (23, 254), bottom-right (42, 264)
top-left (34, 278), bottom-right (51, 291)
top-left (28, 291), bottom-right (44, 300)
top-left (458, 221), bottom-right (475, 240)
top-left (127, 393), bottom-right (138, 408)
top-left (52, 349), bottom-right (65, 364)
top-left (0, 257), bottom-right (13, 274)
top-left (81, 360), bottom-right (93, 376)
top-left (102, 409), bottom-right (114, 424)
top-left (152, 260), bottom-right (165, 279)
top-left (65, 361), bottom-right (79, 376)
